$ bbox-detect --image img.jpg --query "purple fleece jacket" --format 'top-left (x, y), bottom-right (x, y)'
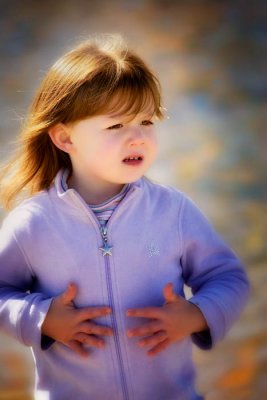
top-left (0, 170), bottom-right (249, 400)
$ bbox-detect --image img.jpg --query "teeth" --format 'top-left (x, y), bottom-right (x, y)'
top-left (123, 156), bottom-right (142, 162)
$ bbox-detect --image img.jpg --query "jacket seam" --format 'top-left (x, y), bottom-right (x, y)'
top-left (177, 193), bottom-right (186, 261)
top-left (12, 230), bottom-right (35, 278)
top-left (10, 232), bottom-right (36, 344)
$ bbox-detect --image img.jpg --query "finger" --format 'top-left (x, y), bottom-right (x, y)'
top-left (74, 333), bottom-right (105, 348)
top-left (138, 331), bottom-right (168, 348)
top-left (147, 338), bottom-right (171, 357)
top-left (163, 283), bottom-right (179, 304)
top-left (80, 322), bottom-right (113, 336)
top-left (60, 283), bottom-right (78, 305)
top-left (78, 306), bottom-right (112, 321)
top-left (68, 339), bottom-right (89, 357)
top-left (126, 307), bottom-right (161, 319)
top-left (127, 321), bottom-right (162, 338)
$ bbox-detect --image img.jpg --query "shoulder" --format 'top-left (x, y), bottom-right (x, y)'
top-left (140, 177), bottom-right (209, 220)
top-left (2, 190), bottom-right (53, 236)
top-left (140, 176), bottom-right (187, 207)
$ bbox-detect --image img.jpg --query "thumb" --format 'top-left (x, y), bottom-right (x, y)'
top-left (163, 283), bottom-right (179, 304)
top-left (59, 282), bottom-right (78, 305)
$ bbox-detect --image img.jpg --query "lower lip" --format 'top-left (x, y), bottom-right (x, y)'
top-left (122, 159), bottom-right (143, 166)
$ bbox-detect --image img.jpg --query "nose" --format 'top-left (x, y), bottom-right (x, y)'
top-left (128, 127), bottom-right (145, 146)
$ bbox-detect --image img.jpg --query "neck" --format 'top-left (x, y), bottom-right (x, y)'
top-left (67, 174), bottom-right (125, 205)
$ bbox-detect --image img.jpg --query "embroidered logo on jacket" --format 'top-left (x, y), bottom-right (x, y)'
top-left (147, 242), bottom-right (160, 257)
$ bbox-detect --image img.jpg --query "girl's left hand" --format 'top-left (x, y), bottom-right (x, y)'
top-left (126, 283), bottom-right (208, 357)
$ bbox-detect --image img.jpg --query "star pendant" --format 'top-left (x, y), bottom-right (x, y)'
top-left (99, 243), bottom-right (113, 256)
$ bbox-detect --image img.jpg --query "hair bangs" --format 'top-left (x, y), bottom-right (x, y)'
top-left (104, 86), bottom-right (157, 120)
top-left (62, 59), bottom-right (164, 123)
top-left (99, 66), bottom-right (164, 120)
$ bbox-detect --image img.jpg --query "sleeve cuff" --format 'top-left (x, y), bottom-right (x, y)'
top-left (188, 295), bottom-right (223, 350)
top-left (19, 295), bottom-right (54, 349)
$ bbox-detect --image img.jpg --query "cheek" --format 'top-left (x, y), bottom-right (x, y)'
top-left (149, 133), bottom-right (158, 156)
top-left (101, 135), bottom-right (122, 153)
top-left (72, 134), bottom-right (101, 156)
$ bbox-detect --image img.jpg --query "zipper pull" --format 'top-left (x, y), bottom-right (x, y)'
top-left (99, 226), bottom-right (113, 256)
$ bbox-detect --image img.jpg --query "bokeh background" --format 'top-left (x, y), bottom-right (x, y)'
top-left (0, 0), bottom-right (266, 399)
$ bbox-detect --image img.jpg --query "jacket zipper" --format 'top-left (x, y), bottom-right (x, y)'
top-left (69, 187), bottom-right (139, 400)
top-left (100, 225), bottom-right (129, 400)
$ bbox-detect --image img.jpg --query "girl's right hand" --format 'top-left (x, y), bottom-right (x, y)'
top-left (41, 283), bottom-right (113, 357)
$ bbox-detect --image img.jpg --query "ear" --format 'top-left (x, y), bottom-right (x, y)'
top-left (48, 123), bottom-right (73, 154)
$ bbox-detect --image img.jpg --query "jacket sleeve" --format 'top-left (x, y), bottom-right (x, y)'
top-left (0, 215), bottom-right (53, 348)
top-left (179, 194), bottom-right (250, 350)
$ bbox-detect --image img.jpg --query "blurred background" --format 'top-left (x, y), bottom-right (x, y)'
top-left (0, 0), bottom-right (266, 399)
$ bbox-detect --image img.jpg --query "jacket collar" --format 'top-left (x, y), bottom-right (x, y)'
top-left (52, 169), bottom-right (143, 214)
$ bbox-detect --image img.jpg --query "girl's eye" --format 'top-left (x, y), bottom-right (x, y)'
top-left (141, 120), bottom-right (154, 126)
top-left (107, 123), bottom-right (123, 130)
top-left (106, 120), bottom-right (154, 130)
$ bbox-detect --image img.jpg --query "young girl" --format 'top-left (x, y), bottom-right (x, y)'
top-left (0, 35), bottom-right (249, 400)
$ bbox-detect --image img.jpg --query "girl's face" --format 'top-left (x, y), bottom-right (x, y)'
top-left (64, 108), bottom-right (158, 203)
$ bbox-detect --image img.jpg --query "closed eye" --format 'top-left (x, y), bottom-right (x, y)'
top-left (141, 120), bottom-right (154, 126)
top-left (107, 123), bottom-right (123, 130)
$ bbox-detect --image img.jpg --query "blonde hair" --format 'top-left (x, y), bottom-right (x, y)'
top-left (0, 34), bottom-right (164, 210)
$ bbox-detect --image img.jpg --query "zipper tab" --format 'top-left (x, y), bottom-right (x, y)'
top-left (101, 226), bottom-right (108, 237)
top-left (99, 226), bottom-right (113, 256)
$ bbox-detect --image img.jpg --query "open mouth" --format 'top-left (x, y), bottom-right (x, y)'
top-left (122, 155), bottom-right (144, 165)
